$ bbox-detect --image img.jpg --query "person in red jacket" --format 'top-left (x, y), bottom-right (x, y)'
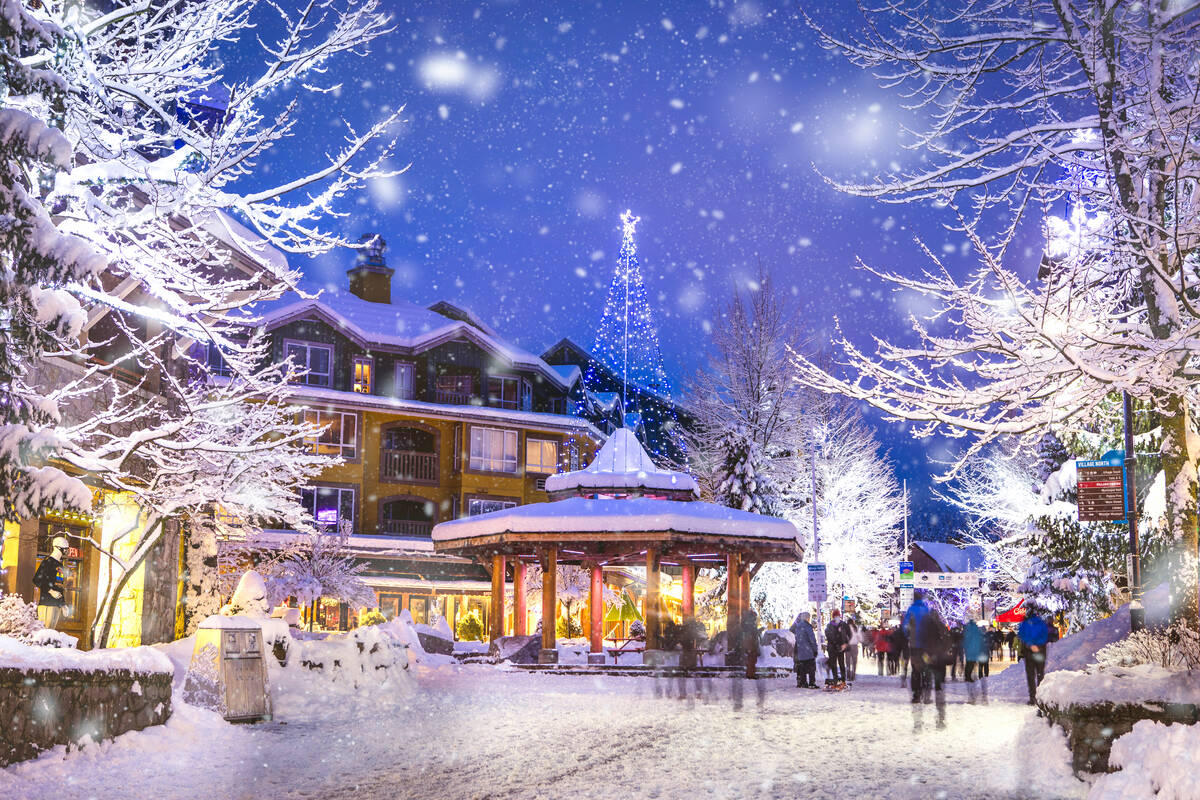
top-left (873, 626), bottom-right (892, 675)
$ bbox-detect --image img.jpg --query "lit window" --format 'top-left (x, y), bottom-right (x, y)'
top-left (303, 409), bottom-right (358, 459)
top-left (469, 426), bottom-right (518, 473)
top-left (394, 362), bottom-right (415, 399)
top-left (468, 498), bottom-right (517, 516)
top-left (301, 486), bottom-right (355, 529)
top-left (353, 357), bottom-right (373, 394)
top-left (284, 341), bottom-right (333, 387)
top-left (525, 438), bottom-right (559, 474)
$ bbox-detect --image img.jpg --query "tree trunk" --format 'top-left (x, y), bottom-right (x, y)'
top-left (1156, 391), bottom-right (1199, 626)
top-left (92, 517), bottom-right (165, 649)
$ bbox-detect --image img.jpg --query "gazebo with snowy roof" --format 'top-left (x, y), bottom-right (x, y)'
top-left (433, 429), bottom-right (802, 665)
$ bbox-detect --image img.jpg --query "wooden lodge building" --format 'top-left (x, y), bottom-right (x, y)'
top-left (249, 236), bottom-right (606, 633)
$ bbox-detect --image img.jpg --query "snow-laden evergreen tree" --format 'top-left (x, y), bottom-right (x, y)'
top-left (3, 0), bottom-right (402, 645)
top-left (0, 1), bottom-right (104, 524)
top-left (715, 427), bottom-right (776, 515)
top-left (797, 2), bottom-right (1200, 625)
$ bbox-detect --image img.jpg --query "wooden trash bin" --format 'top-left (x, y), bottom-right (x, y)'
top-left (182, 616), bottom-right (272, 722)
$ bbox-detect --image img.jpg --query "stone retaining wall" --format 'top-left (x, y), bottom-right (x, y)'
top-left (1039, 700), bottom-right (1199, 775)
top-left (0, 667), bottom-right (173, 766)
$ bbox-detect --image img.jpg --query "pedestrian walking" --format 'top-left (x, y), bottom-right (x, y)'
top-left (874, 626), bottom-right (891, 675)
top-left (902, 591), bottom-right (931, 698)
top-left (824, 610), bottom-right (850, 687)
top-left (1006, 628), bottom-right (1017, 661)
top-left (889, 623), bottom-right (907, 681)
top-left (963, 619), bottom-right (990, 704)
top-left (949, 625), bottom-right (965, 681)
top-left (1017, 609), bottom-right (1051, 707)
top-left (790, 611), bottom-right (819, 688)
top-left (913, 607), bottom-right (952, 729)
top-left (844, 617), bottom-right (861, 683)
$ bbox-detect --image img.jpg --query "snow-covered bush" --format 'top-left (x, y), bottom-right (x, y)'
top-left (358, 609), bottom-right (386, 626)
top-left (1090, 720), bottom-right (1200, 800)
top-left (556, 614), bottom-right (584, 639)
top-left (629, 620), bottom-right (646, 640)
top-left (1095, 623), bottom-right (1200, 671)
top-left (456, 610), bottom-right (484, 642)
top-left (0, 592), bottom-right (44, 642)
top-left (221, 571), bottom-right (272, 618)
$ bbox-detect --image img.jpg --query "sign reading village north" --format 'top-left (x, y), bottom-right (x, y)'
top-left (1077, 454), bottom-right (1127, 523)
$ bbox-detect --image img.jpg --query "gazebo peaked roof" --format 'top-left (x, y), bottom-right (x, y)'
top-left (544, 427), bottom-right (698, 500)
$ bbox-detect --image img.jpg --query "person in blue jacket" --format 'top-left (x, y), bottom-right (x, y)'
top-left (1017, 609), bottom-right (1051, 705)
top-left (789, 612), bottom-right (819, 688)
top-left (962, 619), bottom-right (989, 703)
top-left (901, 591), bottom-right (931, 702)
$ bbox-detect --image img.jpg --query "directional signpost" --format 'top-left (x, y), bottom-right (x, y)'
top-left (807, 563), bottom-right (827, 603)
top-left (909, 571), bottom-right (981, 590)
top-left (1077, 452), bottom-right (1127, 523)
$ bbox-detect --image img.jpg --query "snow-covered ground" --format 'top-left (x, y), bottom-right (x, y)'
top-left (1, 665), bottom-right (1085, 800)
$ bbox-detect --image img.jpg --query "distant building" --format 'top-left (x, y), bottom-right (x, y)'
top-left (908, 541), bottom-right (987, 574)
top-left (541, 337), bottom-right (693, 466)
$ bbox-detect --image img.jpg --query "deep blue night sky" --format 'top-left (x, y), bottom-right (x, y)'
top-left (244, 1), bottom-right (1036, 532)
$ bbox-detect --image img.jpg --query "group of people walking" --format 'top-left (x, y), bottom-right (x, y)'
top-left (785, 591), bottom-right (1060, 717)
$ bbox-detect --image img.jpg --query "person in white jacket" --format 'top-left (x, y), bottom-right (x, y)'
top-left (844, 618), bottom-right (862, 682)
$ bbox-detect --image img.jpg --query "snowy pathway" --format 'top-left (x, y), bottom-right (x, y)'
top-left (1, 665), bottom-right (1087, 800)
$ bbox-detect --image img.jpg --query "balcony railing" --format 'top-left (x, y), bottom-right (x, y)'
top-left (381, 449), bottom-right (438, 483)
top-left (379, 519), bottom-right (434, 538)
top-left (435, 389), bottom-right (474, 405)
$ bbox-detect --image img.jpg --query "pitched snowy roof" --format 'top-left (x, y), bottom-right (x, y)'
top-left (549, 364), bottom-right (582, 387)
top-left (431, 496), bottom-right (798, 543)
top-left (912, 541), bottom-right (988, 573)
top-left (544, 428), bottom-right (698, 496)
top-left (253, 288), bottom-right (569, 389)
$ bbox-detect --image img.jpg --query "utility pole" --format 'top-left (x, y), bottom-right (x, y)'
top-left (902, 479), bottom-right (909, 558)
top-left (1124, 391), bottom-right (1145, 632)
top-left (811, 432), bottom-right (824, 648)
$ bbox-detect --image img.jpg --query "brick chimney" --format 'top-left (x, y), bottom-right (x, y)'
top-left (347, 233), bottom-right (393, 304)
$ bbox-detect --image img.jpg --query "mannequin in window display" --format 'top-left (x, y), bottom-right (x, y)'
top-left (32, 536), bottom-right (69, 628)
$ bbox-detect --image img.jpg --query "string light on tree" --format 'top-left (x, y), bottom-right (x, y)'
top-left (585, 210), bottom-right (685, 462)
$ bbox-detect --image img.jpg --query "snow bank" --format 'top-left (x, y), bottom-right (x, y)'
top-left (1015, 716), bottom-right (1089, 798)
top-left (1089, 720), bottom-right (1200, 800)
top-left (990, 583), bottom-right (1168, 698)
top-left (0, 635), bottom-right (171, 674)
top-left (1038, 664), bottom-right (1200, 709)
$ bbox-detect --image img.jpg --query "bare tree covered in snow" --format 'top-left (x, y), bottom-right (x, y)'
top-left (685, 272), bottom-right (901, 621)
top-left (3, 0), bottom-right (403, 645)
top-left (797, 1), bottom-right (1200, 624)
top-left (261, 525), bottom-right (374, 614)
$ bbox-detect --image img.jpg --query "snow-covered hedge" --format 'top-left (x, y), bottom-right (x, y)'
top-left (0, 635), bottom-right (171, 674)
top-left (1038, 664), bottom-right (1200, 710)
top-left (0, 593), bottom-right (43, 642)
top-left (1089, 721), bottom-right (1200, 800)
top-left (1095, 622), bottom-right (1200, 671)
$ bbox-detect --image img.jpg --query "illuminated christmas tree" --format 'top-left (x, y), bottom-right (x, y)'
top-left (586, 211), bottom-right (685, 462)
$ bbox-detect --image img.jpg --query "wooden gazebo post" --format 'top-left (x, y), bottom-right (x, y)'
top-left (680, 559), bottom-right (697, 669)
top-left (588, 562), bottom-right (604, 664)
top-left (726, 552), bottom-right (742, 666)
top-left (539, 547), bottom-right (558, 663)
top-left (490, 554), bottom-right (506, 643)
top-left (644, 547), bottom-right (662, 664)
top-left (513, 560), bottom-right (527, 636)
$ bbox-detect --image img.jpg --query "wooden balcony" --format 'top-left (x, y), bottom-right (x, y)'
top-left (434, 389), bottom-right (474, 405)
top-left (379, 519), bottom-right (434, 538)
top-left (381, 449), bottom-right (438, 483)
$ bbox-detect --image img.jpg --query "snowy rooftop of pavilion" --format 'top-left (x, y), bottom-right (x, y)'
top-left (543, 428), bottom-right (698, 496)
top-left (430, 496), bottom-right (799, 544)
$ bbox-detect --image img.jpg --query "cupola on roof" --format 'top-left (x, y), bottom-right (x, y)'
top-left (544, 428), bottom-right (698, 500)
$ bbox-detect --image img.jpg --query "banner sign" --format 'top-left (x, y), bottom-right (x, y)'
top-left (1077, 453), bottom-right (1127, 523)
top-left (909, 571), bottom-right (981, 590)
top-left (898, 561), bottom-right (914, 588)
top-left (807, 563), bottom-right (827, 603)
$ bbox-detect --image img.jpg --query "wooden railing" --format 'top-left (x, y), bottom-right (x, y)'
top-left (380, 449), bottom-right (438, 483)
top-left (379, 519), bottom-right (434, 538)
top-left (435, 389), bottom-right (474, 405)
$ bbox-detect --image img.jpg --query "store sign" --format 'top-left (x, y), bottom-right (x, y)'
top-left (910, 571), bottom-right (981, 590)
top-left (807, 563), bottom-right (827, 603)
top-left (1077, 453), bottom-right (1127, 523)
